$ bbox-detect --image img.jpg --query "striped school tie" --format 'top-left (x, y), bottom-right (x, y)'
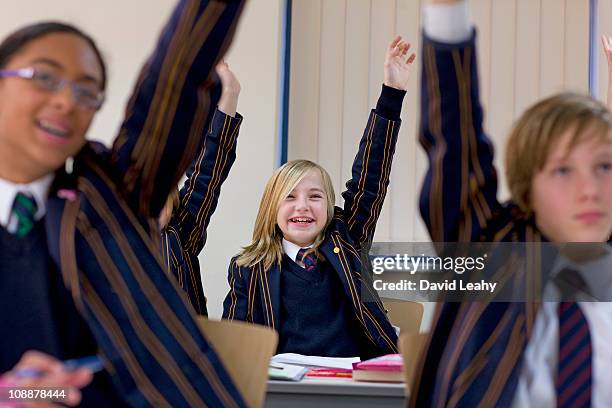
top-left (297, 248), bottom-right (317, 272)
top-left (554, 268), bottom-right (592, 408)
top-left (11, 192), bottom-right (38, 237)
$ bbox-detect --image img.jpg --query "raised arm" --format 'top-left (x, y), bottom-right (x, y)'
top-left (419, 0), bottom-right (502, 242)
top-left (342, 37), bottom-right (413, 245)
top-left (110, 0), bottom-right (245, 218)
top-left (170, 62), bottom-right (242, 256)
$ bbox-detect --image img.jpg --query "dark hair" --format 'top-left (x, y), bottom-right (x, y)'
top-left (0, 21), bottom-right (107, 90)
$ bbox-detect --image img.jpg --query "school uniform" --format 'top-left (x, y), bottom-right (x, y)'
top-left (0, 178), bottom-right (126, 407)
top-left (411, 3), bottom-right (612, 406)
top-left (0, 1), bottom-right (247, 407)
top-left (162, 108), bottom-right (243, 316)
top-left (222, 85), bottom-right (403, 359)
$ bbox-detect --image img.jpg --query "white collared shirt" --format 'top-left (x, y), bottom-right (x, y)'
top-left (281, 238), bottom-right (313, 264)
top-left (0, 175), bottom-right (53, 232)
top-left (513, 252), bottom-right (612, 408)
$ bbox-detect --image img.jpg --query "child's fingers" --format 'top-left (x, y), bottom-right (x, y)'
top-left (390, 41), bottom-right (406, 59)
top-left (401, 42), bottom-right (412, 56)
top-left (398, 43), bottom-right (407, 56)
top-left (14, 351), bottom-right (63, 375)
top-left (602, 34), bottom-right (612, 52)
top-left (406, 53), bottom-right (416, 65)
top-left (62, 369), bottom-right (93, 389)
top-left (388, 35), bottom-right (402, 51)
top-left (51, 386), bottom-right (82, 407)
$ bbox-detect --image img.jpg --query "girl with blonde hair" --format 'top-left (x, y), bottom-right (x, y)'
top-left (223, 36), bottom-right (415, 358)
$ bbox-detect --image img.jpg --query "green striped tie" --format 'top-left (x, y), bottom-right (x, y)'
top-left (11, 192), bottom-right (38, 237)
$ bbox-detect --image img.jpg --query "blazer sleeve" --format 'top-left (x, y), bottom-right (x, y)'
top-left (419, 30), bottom-right (502, 242)
top-left (110, 0), bottom-right (245, 219)
top-left (169, 108), bottom-right (243, 256)
top-left (341, 90), bottom-right (401, 246)
top-left (222, 258), bottom-right (249, 321)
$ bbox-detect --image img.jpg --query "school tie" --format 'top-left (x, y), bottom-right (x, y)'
top-left (554, 269), bottom-right (592, 408)
top-left (296, 248), bottom-right (317, 272)
top-left (10, 192), bottom-right (38, 237)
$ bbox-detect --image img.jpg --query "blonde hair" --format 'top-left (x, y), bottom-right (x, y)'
top-left (236, 160), bottom-right (336, 270)
top-left (505, 92), bottom-right (612, 214)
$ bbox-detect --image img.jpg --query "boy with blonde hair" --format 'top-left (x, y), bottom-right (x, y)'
top-left (412, 0), bottom-right (612, 406)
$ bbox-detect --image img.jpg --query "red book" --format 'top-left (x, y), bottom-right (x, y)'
top-left (351, 354), bottom-right (404, 382)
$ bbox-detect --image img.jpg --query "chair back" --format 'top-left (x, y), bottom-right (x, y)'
top-left (198, 318), bottom-right (278, 408)
top-left (383, 299), bottom-right (424, 334)
top-left (398, 332), bottom-right (428, 392)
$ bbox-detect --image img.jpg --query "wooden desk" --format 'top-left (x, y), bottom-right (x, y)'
top-left (265, 378), bottom-right (406, 408)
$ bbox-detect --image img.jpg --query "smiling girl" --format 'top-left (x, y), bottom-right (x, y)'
top-left (223, 37), bottom-right (415, 358)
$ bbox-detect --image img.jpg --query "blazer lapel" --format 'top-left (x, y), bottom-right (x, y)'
top-left (319, 236), bottom-right (353, 298)
top-left (320, 236), bottom-right (361, 310)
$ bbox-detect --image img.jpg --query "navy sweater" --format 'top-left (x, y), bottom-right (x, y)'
top-left (277, 254), bottom-right (364, 357)
top-left (0, 221), bottom-right (125, 407)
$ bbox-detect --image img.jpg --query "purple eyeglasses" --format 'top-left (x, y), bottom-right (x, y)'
top-left (0, 67), bottom-right (104, 110)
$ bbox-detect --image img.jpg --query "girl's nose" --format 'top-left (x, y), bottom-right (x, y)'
top-left (295, 196), bottom-right (309, 210)
top-left (49, 85), bottom-right (78, 113)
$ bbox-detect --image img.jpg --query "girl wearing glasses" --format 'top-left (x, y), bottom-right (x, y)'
top-left (0, 1), bottom-right (247, 407)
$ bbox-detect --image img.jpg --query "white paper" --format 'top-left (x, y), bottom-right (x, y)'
top-left (268, 362), bottom-right (309, 381)
top-left (271, 353), bottom-right (360, 370)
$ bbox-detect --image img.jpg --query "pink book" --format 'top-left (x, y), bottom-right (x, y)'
top-left (352, 354), bottom-right (403, 372)
top-left (352, 354), bottom-right (404, 382)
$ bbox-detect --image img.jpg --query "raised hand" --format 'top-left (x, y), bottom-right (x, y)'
top-left (602, 35), bottom-right (612, 67)
top-left (602, 35), bottom-right (612, 110)
top-left (383, 36), bottom-right (416, 91)
top-left (216, 61), bottom-right (241, 117)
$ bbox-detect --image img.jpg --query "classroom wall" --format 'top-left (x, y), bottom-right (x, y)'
top-left (0, 0), bottom-right (283, 319)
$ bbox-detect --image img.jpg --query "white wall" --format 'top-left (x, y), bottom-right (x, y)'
top-left (0, 0), bottom-right (283, 319)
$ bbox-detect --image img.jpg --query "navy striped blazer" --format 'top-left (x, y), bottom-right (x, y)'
top-left (162, 109), bottom-right (242, 316)
top-left (222, 109), bottom-right (401, 358)
top-left (410, 32), bottom-right (550, 407)
top-left (44, 1), bottom-right (247, 406)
